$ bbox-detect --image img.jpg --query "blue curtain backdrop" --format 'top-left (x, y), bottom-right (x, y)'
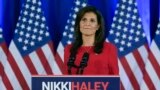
top-left (0, 0), bottom-right (159, 49)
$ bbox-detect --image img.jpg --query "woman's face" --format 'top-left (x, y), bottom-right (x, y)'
top-left (79, 12), bottom-right (99, 36)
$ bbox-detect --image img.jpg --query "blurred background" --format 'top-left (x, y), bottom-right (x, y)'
top-left (1, 0), bottom-right (160, 90)
top-left (0, 0), bottom-right (159, 49)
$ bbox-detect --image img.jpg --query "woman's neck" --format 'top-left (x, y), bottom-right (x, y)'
top-left (82, 35), bottom-right (95, 46)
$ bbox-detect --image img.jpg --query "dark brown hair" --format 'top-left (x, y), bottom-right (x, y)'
top-left (70, 6), bottom-right (105, 55)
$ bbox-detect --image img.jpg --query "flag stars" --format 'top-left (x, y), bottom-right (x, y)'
top-left (38, 36), bottom-right (42, 41)
top-left (158, 23), bottom-right (160, 28)
top-left (156, 30), bottom-right (160, 35)
top-left (63, 32), bottom-right (67, 36)
top-left (109, 30), bottom-right (114, 34)
top-left (37, 8), bottom-right (41, 13)
top-left (121, 5), bottom-right (125, 9)
top-left (22, 18), bottom-right (27, 22)
top-left (30, 41), bottom-right (35, 46)
top-left (35, 21), bottom-right (39, 26)
top-left (122, 34), bottom-right (127, 39)
top-left (32, 0), bottom-right (36, 4)
top-left (24, 39), bottom-right (29, 44)
top-left (127, 7), bottom-right (131, 11)
top-left (124, 20), bottom-right (129, 25)
top-left (119, 47), bottom-right (124, 52)
top-left (116, 4), bottom-right (120, 8)
top-left (18, 17), bottom-right (21, 21)
top-left (28, 19), bottom-right (33, 24)
top-left (25, 4), bottom-right (29, 9)
top-left (132, 15), bottom-right (136, 20)
top-left (19, 31), bottom-right (24, 36)
top-left (120, 11), bottom-right (124, 16)
top-left (73, 14), bottom-right (77, 19)
top-left (38, 1), bottom-right (41, 6)
top-left (128, 36), bottom-right (133, 41)
top-left (0, 28), bottom-right (2, 32)
top-left (116, 32), bottom-right (120, 37)
top-left (0, 35), bottom-right (2, 38)
top-left (118, 18), bottom-right (123, 23)
top-left (23, 46), bottom-right (27, 51)
top-left (40, 23), bottom-right (45, 28)
top-left (15, 29), bottom-right (18, 33)
top-left (142, 33), bottom-right (146, 37)
top-left (82, 3), bottom-right (87, 7)
top-left (122, 0), bottom-right (126, 3)
top-left (65, 26), bottom-right (68, 30)
top-left (27, 26), bottom-right (31, 31)
top-left (134, 2), bottom-right (137, 6)
top-left (71, 21), bottom-right (75, 25)
top-left (115, 10), bottom-right (118, 15)
top-left (31, 6), bottom-right (35, 11)
top-left (33, 28), bottom-right (38, 33)
top-left (135, 37), bottom-right (139, 42)
top-left (30, 13), bottom-right (34, 17)
top-left (32, 35), bottom-right (36, 39)
top-left (45, 32), bottom-right (49, 36)
top-left (18, 37), bottom-right (23, 42)
top-left (114, 38), bottom-right (119, 43)
top-left (46, 27), bottom-right (49, 30)
top-left (131, 22), bottom-right (135, 27)
top-left (121, 40), bottom-right (125, 45)
top-left (42, 17), bottom-right (46, 21)
top-left (123, 27), bottom-right (127, 32)
top-left (74, 7), bottom-right (79, 12)
top-left (126, 13), bottom-right (130, 18)
top-left (24, 10), bottom-right (28, 15)
top-left (25, 33), bottom-right (30, 38)
top-left (36, 15), bottom-right (40, 19)
top-left (16, 23), bottom-right (20, 27)
top-left (69, 34), bottom-right (73, 38)
top-left (39, 30), bottom-right (44, 35)
top-left (75, 0), bottom-right (80, 5)
top-left (133, 9), bottom-right (138, 13)
top-left (137, 24), bottom-right (142, 29)
top-left (117, 25), bottom-right (121, 30)
top-left (11, 0), bottom-right (51, 53)
top-left (113, 17), bottom-right (117, 21)
top-left (67, 41), bottom-right (72, 45)
top-left (0, 28), bottom-right (2, 38)
top-left (111, 23), bottom-right (116, 28)
top-left (109, 0), bottom-right (146, 55)
top-left (130, 29), bottom-right (134, 34)
top-left (128, 0), bottom-right (133, 4)
top-left (138, 18), bottom-right (141, 22)
top-left (127, 42), bottom-right (131, 47)
top-left (67, 20), bottom-right (70, 24)
top-left (136, 31), bottom-right (140, 35)
top-left (21, 24), bottom-right (25, 29)
top-left (70, 27), bottom-right (74, 32)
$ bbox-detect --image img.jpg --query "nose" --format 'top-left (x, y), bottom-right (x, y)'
top-left (85, 20), bottom-right (90, 26)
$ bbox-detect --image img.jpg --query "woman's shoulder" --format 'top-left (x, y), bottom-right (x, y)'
top-left (64, 44), bottom-right (72, 50)
top-left (104, 41), bottom-right (116, 48)
top-left (103, 41), bottom-right (117, 51)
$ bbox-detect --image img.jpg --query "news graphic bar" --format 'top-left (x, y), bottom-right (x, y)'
top-left (32, 75), bottom-right (120, 90)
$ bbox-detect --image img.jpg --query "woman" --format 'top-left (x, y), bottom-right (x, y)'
top-left (64, 6), bottom-right (119, 75)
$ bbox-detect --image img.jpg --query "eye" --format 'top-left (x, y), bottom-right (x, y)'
top-left (81, 18), bottom-right (87, 22)
top-left (90, 19), bottom-right (96, 22)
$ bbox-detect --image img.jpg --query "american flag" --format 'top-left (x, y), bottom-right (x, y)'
top-left (57, 0), bottom-right (87, 61)
top-left (140, 22), bottom-right (160, 90)
top-left (0, 0), bottom-right (63, 89)
top-left (108, 0), bottom-right (153, 89)
top-left (0, 27), bottom-right (10, 89)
